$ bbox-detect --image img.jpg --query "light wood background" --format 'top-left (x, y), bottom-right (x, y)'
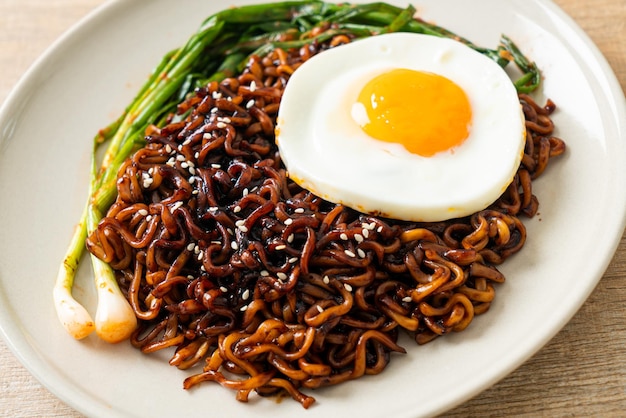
top-left (0, 0), bottom-right (624, 416)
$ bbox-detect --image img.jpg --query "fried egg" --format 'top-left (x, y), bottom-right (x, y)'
top-left (276, 32), bottom-right (525, 222)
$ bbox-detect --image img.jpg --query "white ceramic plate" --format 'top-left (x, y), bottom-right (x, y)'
top-left (0, 1), bottom-right (624, 417)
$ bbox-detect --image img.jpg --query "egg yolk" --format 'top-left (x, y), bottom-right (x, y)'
top-left (355, 68), bottom-right (472, 157)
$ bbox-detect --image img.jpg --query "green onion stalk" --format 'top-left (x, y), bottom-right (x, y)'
top-left (52, 0), bottom-right (542, 342)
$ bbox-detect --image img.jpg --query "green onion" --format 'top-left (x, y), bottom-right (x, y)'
top-left (53, 1), bottom-right (541, 341)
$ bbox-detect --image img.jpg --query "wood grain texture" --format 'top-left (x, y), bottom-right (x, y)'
top-left (0, 1), bottom-right (624, 417)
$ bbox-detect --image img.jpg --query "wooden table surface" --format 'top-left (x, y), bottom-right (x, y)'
top-left (0, 0), bottom-right (624, 416)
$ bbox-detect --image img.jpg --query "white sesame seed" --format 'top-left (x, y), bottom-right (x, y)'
top-left (165, 144), bottom-right (172, 153)
top-left (203, 133), bottom-right (212, 140)
top-left (344, 283), bottom-right (353, 292)
top-left (177, 144), bottom-right (183, 151)
top-left (316, 305), bottom-right (323, 313)
top-left (362, 228), bottom-right (370, 238)
top-left (146, 215), bottom-right (153, 222)
top-left (166, 160), bottom-right (176, 167)
top-left (212, 91), bottom-right (222, 99)
top-left (242, 289), bottom-right (250, 300)
top-left (192, 190), bottom-right (199, 195)
top-left (210, 107), bottom-right (218, 114)
top-left (186, 243), bottom-right (195, 252)
top-left (181, 162), bottom-right (189, 169)
top-left (221, 117), bottom-right (232, 124)
top-left (354, 233), bottom-right (364, 243)
top-left (344, 249), bottom-right (356, 258)
top-left (217, 122), bottom-right (227, 129)
top-left (240, 305), bottom-right (248, 312)
top-left (211, 240), bottom-right (221, 245)
top-left (243, 188), bottom-right (249, 196)
top-left (275, 244), bottom-right (286, 251)
top-left (235, 220), bottom-right (245, 227)
top-left (148, 167), bottom-right (154, 175)
top-left (250, 81), bottom-right (257, 92)
top-left (220, 286), bottom-right (228, 293)
top-left (211, 164), bottom-right (221, 169)
top-left (239, 225), bottom-right (249, 233)
top-left (197, 251), bottom-right (204, 261)
top-left (287, 234), bottom-right (294, 243)
top-left (284, 218), bottom-right (293, 226)
top-left (209, 207), bottom-right (218, 212)
top-left (142, 179), bottom-right (152, 188)
top-left (294, 208), bottom-right (305, 214)
top-left (402, 296), bottom-right (412, 303)
top-left (260, 270), bottom-right (269, 277)
top-left (289, 257), bottom-right (298, 264)
top-left (357, 248), bottom-right (366, 258)
top-left (189, 176), bottom-right (196, 185)
top-left (176, 155), bottom-right (185, 162)
top-left (231, 241), bottom-right (239, 250)
top-left (194, 152), bottom-right (200, 159)
top-left (189, 166), bottom-right (196, 175)
top-left (277, 272), bottom-right (288, 281)
top-left (233, 206), bottom-right (242, 213)
top-left (369, 222), bottom-right (377, 230)
top-left (323, 276), bottom-right (330, 284)
top-left (227, 228), bottom-right (234, 235)
top-left (246, 99), bottom-right (255, 109)
top-left (138, 209), bottom-right (148, 216)
top-left (171, 201), bottom-right (183, 211)
top-left (377, 226), bottom-right (383, 233)
top-left (200, 265), bottom-right (206, 272)
top-left (194, 245), bottom-right (200, 254)
top-left (340, 233), bottom-right (348, 241)
top-left (182, 138), bottom-right (191, 146)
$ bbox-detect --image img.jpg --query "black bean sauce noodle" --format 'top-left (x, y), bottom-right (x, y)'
top-left (86, 34), bottom-right (565, 408)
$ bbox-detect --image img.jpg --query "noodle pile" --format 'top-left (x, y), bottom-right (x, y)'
top-left (86, 32), bottom-right (565, 408)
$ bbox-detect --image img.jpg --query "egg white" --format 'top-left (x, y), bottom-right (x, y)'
top-left (276, 32), bottom-right (525, 222)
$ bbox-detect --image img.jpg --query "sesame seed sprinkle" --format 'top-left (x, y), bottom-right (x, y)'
top-left (233, 206), bottom-right (242, 213)
top-left (239, 225), bottom-right (249, 233)
top-left (242, 289), bottom-right (250, 300)
top-left (240, 305), bottom-right (248, 312)
top-left (220, 286), bottom-right (228, 293)
top-left (260, 270), bottom-right (269, 277)
top-left (316, 305), bottom-right (323, 313)
top-left (340, 233), bottom-right (348, 241)
top-left (277, 272), bottom-right (288, 281)
top-left (377, 226), bottom-right (384, 233)
top-left (188, 167), bottom-right (196, 176)
top-left (231, 241), bottom-right (239, 250)
top-left (176, 155), bottom-right (185, 162)
top-left (362, 228), bottom-right (370, 238)
top-left (275, 244), bottom-right (287, 251)
top-left (294, 208), bottom-right (305, 214)
top-left (344, 283), bottom-right (353, 292)
top-left (165, 145), bottom-right (172, 153)
top-left (287, 234), bottom-right (295, 243)
top-left (344, 249), bottom-right (356, 258)
top-left (354, 234), bottom-right (364, 243)
top-left (246, 99), bottom-right (255, 109)
top-left (402, 296), bottom-right (412, 303)
top-left (357, 249), bottom-right (366, 258)
top-left (217, 122), bottom-right (227, 129)
top-left (211, 164), bottom-right (221, 169)
top-left (138, 209), bottom-right (148, 216)
top-left (186, 243), bottom-right (195, 251)
top-left (284, 218), bottom-right (293, 226)
top-left (323, 276), bottom-right (330, 284)
top-left (250, 81), bottom-right (257, 92)
top-left (289, 257), bottom-right (298, 264)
